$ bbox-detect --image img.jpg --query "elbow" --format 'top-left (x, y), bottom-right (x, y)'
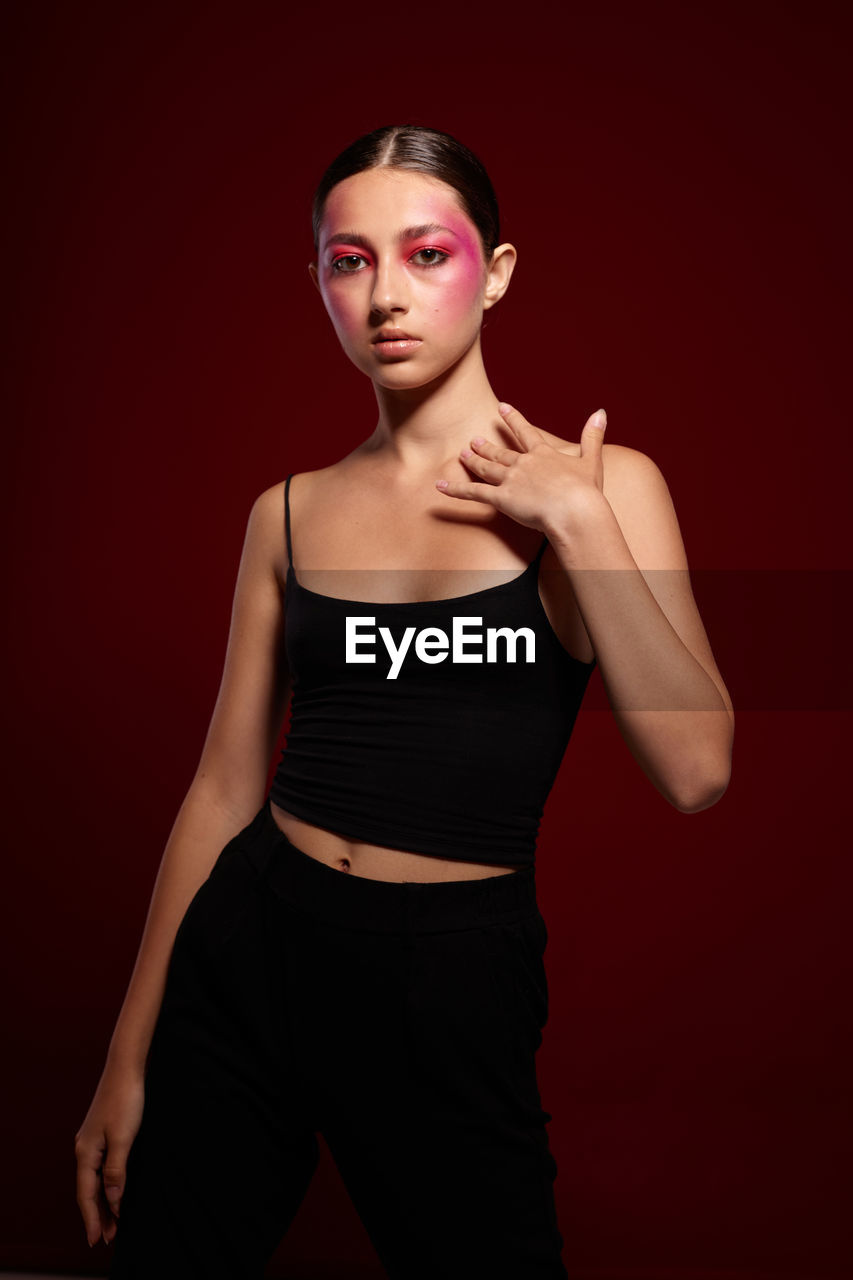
top-left (668, 761), bottom-right (732, 814)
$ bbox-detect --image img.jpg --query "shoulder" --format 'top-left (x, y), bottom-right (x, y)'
top-left (241, 480), bottom-right (288, 587)
top-left (247, 479), bottom-right (287, 539)
top-left (599, 445), bottom-right (686, 570)
top-left (248, 469), bottom-right (334, 526)
top-left (599, 443), bottom-right (671, 507)
top-left (245, 469), bottom-right (337, 584)
top-left (538, 429), bottom-right (683, 566)
top-left (537, 427), bottom-right (669, 502)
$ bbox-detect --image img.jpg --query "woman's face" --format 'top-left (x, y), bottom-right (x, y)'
top-left (310, 167), bottom-right (503, 389)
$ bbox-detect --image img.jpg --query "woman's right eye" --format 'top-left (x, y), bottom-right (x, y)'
top-left (331, 254), bottom-right (368, 274)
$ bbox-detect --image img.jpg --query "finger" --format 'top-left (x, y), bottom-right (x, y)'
top-left (579, 408), bottom-right (607, 457)
top-left (102, 1139), bottom-right (132, 1224)
top-left (458, 447), bottom-right (505, 484)
top-left (469, 435), bottom-right (519, 466)
top-left (96, 1169), bottom-right (119, 1244)
top-left (497, 402), bottom-right (545, 452)
top-left (435, 478), bottom-right (496, 504)
top-left (75, 1147), bottom-right (105, 1247)
top-left (103, 1208), bottom-right (119, 1245)
top-left (98, 1171), bottom-right (121, 1243)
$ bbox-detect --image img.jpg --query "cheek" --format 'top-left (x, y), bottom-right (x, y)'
top-left (433, 238), bottom-right (485, 324)
top-left (434, 263), bottom-right (484, 327)
top-left (325, 289), bottom-right (363, 341)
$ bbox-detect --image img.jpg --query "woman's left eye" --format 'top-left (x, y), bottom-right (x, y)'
top-left (411, 248), bottom-right (449, 267)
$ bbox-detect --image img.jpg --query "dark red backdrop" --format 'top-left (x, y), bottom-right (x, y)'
top-left (2, 2), bottom-right (850, 1277)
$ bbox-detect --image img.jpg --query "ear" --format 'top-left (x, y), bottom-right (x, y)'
top-left (482, 243), bottom-right (517, 311)
top-left (308, 262), bottom-right (321, 294)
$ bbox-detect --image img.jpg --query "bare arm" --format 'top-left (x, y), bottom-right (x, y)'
top-left (75, 480), bottom-right (290, 1245)
top-left (548, 442), bottom-right (734, 813)
top-left (106, 481), bottom-right (290, 1068)
top-left (440, 405), bottom-right (734, 815)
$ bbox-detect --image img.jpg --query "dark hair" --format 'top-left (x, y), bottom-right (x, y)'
top-left (311, 124), bottom-right (500, 264)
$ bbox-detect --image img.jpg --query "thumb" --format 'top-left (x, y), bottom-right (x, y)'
top-left (580, 407), bottom-right (607, 456)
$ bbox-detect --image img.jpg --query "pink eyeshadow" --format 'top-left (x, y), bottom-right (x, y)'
top-left (322, 193), bottom-right (487, 337)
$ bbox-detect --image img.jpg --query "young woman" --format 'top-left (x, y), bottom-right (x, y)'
top-left (75, 124), bottom-right (734, 1278)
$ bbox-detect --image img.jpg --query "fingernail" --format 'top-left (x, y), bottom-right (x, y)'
top-left (497, 402), bottom-right (512, 415)
top-left (436, 479), bottom-right (448, 489)
top-left (471, 436), bottom-right (485, 446)
top-left (460, 448), bottom-right (472, 459)
top-left (595, 408), bottom-right (607, 427)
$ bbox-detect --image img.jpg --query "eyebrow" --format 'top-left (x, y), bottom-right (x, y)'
top-left (323, 223), bottom-right (459, 251)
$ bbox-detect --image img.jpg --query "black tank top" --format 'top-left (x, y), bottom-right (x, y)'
top-left (268, 473), bottom-right (596, 866)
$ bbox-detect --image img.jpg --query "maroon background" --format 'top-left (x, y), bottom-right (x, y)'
top-left (2, 1), bottom-right (850, 1277)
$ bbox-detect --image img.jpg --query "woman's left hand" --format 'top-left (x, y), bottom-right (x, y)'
top-left (436, 402), bottom-right (608, 537)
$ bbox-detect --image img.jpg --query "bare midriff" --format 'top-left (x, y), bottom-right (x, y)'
top-left (269, 801), bottom-right (524, 882)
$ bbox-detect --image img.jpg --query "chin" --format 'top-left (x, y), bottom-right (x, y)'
top-left (344, 353), bottom-right (442, 388)
top-left (376, 367), bottom-right (451, 392)
top-left (379, 350), bottom-right (470, 388)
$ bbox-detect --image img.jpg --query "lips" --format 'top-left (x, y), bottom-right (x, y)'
top-left (372, 329), bottom-right (419, 343)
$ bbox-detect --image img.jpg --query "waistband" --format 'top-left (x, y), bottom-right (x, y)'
top-left (235, 801), bottom-right (540, 936)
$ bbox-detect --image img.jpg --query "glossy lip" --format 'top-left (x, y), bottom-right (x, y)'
top-left (371, 340), bottom-right (422, 360)
top-left (371, 327), bottom-right (420, 343)
top-left (371, 338), bottom-right (423, 358)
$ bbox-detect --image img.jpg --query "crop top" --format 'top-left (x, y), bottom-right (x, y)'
top-left (268, 473), bottom-right (597, 866)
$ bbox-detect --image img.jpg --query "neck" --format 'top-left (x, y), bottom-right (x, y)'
top-left (359, 337), bottom-right (502, 474)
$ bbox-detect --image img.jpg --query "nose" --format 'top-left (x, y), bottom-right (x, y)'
top-left (370, 254), bottom-right (409, 316)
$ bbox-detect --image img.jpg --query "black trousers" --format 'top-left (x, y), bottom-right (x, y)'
top-left (109, 802), bottom-right (568, 1278)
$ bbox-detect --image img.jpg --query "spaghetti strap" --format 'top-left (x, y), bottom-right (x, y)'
top-left (284, 473), bottom-right (294, 569)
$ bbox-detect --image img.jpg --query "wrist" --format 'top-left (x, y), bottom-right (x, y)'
top-left (544, 492), bottom-right (638, 572)
top-left (542, 490), bottom-right (615, 551)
